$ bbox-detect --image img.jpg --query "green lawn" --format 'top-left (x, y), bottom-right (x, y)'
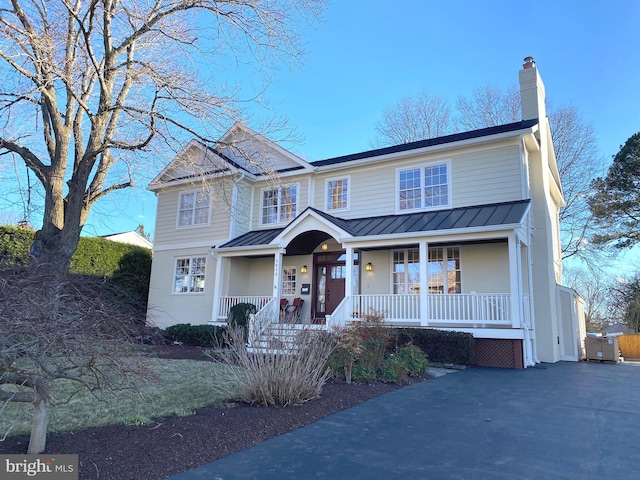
top-left (2, 358), bottom-right (239, 436)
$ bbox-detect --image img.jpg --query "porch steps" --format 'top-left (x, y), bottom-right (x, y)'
top-left (248, 323), bottom-right (325, 354)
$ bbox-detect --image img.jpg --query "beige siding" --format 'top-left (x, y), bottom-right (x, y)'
top-left (461, 243), bottom-right (510, 293)
top-left (147, 248), bottom-right (215, 328)
top-left (153, 183), bottom-right (232, 247)
top-left (311, 141), bottom-right (523, 220)
top-left (231, 182), bottom-right (253, 238)
top-left (249, 175), bottom-right (310, 229)
top-left (452, 144), bottom-right (522, 207)
top-left (359, 244), bottom-right (509, 296)
top-left (360, 250), bottom-right (392, 294)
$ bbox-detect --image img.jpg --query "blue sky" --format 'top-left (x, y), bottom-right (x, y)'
top-left (67, 1), bottom-right (640, 246)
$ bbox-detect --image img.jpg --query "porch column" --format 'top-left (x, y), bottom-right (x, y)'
top-left (508, 233), bottom-right (521, 328)
top-left (419, 241), bottom-right (429, 326)
top-left (345, 245), bottom-right (354, 317)
top-left (273, 250), bottom-right (284, 300)
top-left (210, 253), bottom-right (225, 323)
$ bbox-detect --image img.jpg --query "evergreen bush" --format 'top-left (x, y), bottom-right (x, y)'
top-left (164, 323), bottom-right (227, 347)
top-left (390, 328), bottom-right (474, 365)
top-left (0, 225), bottom-right (152, 306)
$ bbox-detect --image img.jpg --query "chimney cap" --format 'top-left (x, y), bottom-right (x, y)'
top-left (523, 56), bottom-right (535, 69)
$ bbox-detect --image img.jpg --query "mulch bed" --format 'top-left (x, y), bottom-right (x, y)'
top-left (0, 345), bottom-right (430, 480)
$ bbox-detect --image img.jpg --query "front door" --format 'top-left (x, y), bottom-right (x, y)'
top-left (313, 251), bottom-right (359, 320)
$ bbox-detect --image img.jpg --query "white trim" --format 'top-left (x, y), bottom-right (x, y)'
top-left (395, 159), bottom-right (452, 214)
top-left (175, 189), bottom-right (212, 229)
top-left (259, 182), bottom-right (300, 227)
top-left (153, 239), bottom-right (224, 252)
top-left (508, 233), bottom-right (520, 328)
top-left (219, 122), bottom-right (314, 173)
top-left (313, 127), bottom-right (539, 173)
top-left (282, 266), bottom-right (297, 295)
top-left (419, 241), bottom-right (429, 326)
top-left (343, 224), bottom-right (523, 247)
top-left (172, 255), bottom-right (207, 295)
top-left (325, 175), bottom-right (351, 212)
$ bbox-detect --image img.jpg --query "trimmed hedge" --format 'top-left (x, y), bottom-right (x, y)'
top-left (0, 225), bottom-right (33, 269)
top-left (0, 225), bottom-right (152, 304)
top-left (389, 328), bottom-right (475, 365)
top-left (164, 323), bottom-right (228, 347)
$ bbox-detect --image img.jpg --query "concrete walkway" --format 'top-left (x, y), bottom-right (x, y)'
top-left (169, 362), bottom-right (640, 480)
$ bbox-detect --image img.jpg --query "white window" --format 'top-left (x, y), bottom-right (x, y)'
top-left (326, 177), bottom-right (350, 211)
top-left (397, 161), bottom-right (450, 212)
top-left (282, 267), bottom-right (297, 295)
top-left (177, 190), bottom-right (210, 227)
top-left (393, 249), bottom-right (421, 294)
top-left (261, 185), bottom-right (298, 225)
top-left (392, 246), bottom-right (460, 294)
top-left (174, 256), bottom-right (207, 294)
top-left (428, 247), bottom-right (461, 294)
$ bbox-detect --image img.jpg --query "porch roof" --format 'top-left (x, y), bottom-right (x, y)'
top-left (217, 199), bottom-right (530, 250)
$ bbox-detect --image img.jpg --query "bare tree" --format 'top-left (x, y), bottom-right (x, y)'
top-left (563, 265), bottom-right (612, 332)
top-left (456, 87), bottom-right (605, 266)
top-left (0, 267), bottom-right (156, 454)
top-left (373, 91), bottom-right (452, 146)
top-left (456, 84), bottom-right (521, 131)
top-left (0, 0), bottom-right (324, 272)
top-left (374, 83), bottom-right (605, 268)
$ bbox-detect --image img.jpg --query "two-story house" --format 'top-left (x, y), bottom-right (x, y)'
top-left (147, 58), bottom-right (586, 368)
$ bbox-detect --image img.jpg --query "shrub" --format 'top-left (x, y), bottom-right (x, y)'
top-left (390, 328), bottom-right (474, 365)
top-left (227, 303), bottom-right (256, 328)
top-left (164, 324), bottom-right (227, 347)
top-left (351, 364), bottom-right (377, 383)
top-left (0, 226), bottom-right (152, 307)
top-left (212, 325), bottom-right (335, 406)
top-left (380, 355), bottom-right (409, 383)
top-left (0, 225), bottom-right (33, 269)
top-left (396, 344), bottom-right (429, 375)
top-left (355, 311), bottom-right (390, 371)
top-left (328, 311), bottom-right (390, 383)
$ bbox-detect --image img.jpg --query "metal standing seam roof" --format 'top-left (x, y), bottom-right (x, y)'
top-left (216, 200), bottom-right (530, 249)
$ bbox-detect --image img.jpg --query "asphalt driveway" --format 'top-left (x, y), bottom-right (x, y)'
top-left (169, 361), bottom-right (640, 480)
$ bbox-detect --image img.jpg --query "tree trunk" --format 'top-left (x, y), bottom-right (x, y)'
top-left (27, 385), bottom-right (48, 454)
top-left (30, 223), bottom-right (82, 273)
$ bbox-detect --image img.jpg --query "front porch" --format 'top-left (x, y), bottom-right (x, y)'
top-left (214, 292), bottom-right (530, 331)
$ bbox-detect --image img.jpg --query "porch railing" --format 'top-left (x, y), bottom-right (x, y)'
top-left (346, 293), bottom-right (512, 326)
top-left (352, 295), bottom-right (420, 322)
top-left (247, 297), bottom-right (278, 345)
top-left (217, 295), bottom-right (272, 321)
top-left (221, 293), bottom-right (514, 330)
top-left (428, 293), bottom-right (511, 325)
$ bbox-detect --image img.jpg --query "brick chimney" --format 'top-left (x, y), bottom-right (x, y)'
top-left (519, 56), bottom-right (546, 121)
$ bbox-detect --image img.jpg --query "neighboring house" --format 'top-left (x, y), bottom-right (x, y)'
top-left (102, 231), bottom-right (153, 250)
top-left (147, 57), bottom-right (586, 368)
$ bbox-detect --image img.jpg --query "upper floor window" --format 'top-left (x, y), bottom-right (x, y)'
top-left (174, 256), bottom-right (206, 294)
top-left (177, 190), bottom-right (210, 227)
top-left (261, 184), bottom-right (298, 225)
top-left (397, 161), bottom-right (450, 212)
top-left (326, 177), bottom-right (350, 211)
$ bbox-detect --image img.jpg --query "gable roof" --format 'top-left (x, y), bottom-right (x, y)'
top-left (311, 119), bottom-right (539, 167)
top-left (217, 200), bottom-right (531, 250)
